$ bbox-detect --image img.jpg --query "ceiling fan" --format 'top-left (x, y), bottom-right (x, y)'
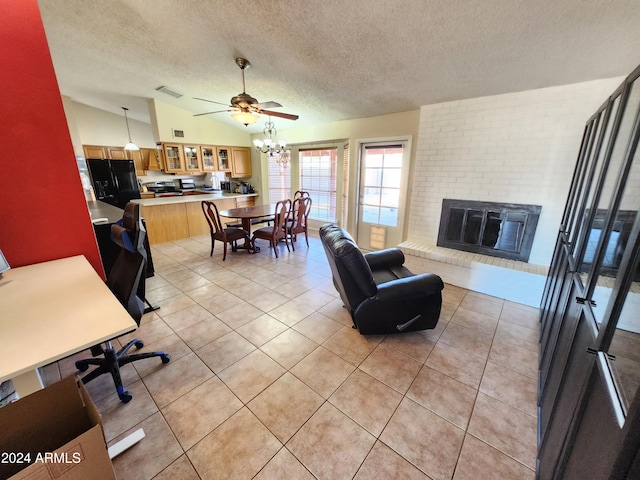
top-left (194, 57), bottom-right (299, 125)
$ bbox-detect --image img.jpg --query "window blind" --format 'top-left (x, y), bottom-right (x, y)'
top-left (299, 148), bottom-right (337, 222)
top-left (267, 156), bottom-right (291, 203)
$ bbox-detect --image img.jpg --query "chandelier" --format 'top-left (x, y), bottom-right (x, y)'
top-left (253, 119), bottom-right (290, 166)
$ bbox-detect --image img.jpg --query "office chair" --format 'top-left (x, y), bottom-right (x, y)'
top-left (76, 203), bottom-right (170, 403)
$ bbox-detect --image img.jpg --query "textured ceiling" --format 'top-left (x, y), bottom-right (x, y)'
top-left (37, 0), bottom-right (640, 132)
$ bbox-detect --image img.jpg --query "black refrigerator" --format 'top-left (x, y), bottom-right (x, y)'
top-left (87, 159), bottom-right (141, 209)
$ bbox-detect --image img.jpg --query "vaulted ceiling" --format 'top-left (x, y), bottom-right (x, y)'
top-left (37, 0), bottom-right (640, 132)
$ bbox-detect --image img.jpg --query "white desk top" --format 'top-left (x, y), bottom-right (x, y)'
top-left (0, 255), bottom-right (137, 383)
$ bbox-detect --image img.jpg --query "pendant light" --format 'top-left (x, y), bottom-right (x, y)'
top-left (122, 107), bottom-right (139, 151)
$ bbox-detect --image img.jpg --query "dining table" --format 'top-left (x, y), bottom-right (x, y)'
top-left (218, 203), bottom-right (276, 252)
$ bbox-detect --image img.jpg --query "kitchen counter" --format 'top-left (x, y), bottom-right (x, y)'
top-left (131, 192), bottom-right (258, 207)
top-left (87, 200), bottom-right (124, 223)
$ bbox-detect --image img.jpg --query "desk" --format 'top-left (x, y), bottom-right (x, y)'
top-left (0, 256), bottom-right (137, 397)
top-left (219, 204), bottom-right (275, 252)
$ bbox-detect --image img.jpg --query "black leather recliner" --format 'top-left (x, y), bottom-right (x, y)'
top-left (320, 223), bottom-right (444, 335)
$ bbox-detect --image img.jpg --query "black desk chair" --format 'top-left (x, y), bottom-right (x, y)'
top-left (76, 203), bottom-right (171, 403)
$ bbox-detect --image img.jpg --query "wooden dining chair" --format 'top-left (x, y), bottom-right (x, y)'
top-left (293, 190), bottom-right (310, 200)
top-left (251, 200), bottom-right (291, 258)
top-left (201, 200), bottom-right (251, 260)
top-left (285, 195), bottom-right (312, 250)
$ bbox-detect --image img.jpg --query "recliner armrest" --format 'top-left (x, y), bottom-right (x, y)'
top-left (375, 273), bottom-right (444, 301)
top-left (364, 248), bottom-right (405, 270)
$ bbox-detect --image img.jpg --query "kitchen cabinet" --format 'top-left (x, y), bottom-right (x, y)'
top-left (183, 145), bottom-right (202, 172)
top-left (162, 144), bottom-right (185, 173)
top-left (127, 149), bottom-right (146, 176)
top-left (83, 145), bottom-right (106, 159)
top-left (106, 147), bottom-right (128, 160)
top-left (216, 147), bottom-right (231, 172)
top-left (230, 147), bottom-right (252, 178)
top-left (141, 148), bottom-right (161, 171)
top-left (201, 146), bottom-right (216, 171)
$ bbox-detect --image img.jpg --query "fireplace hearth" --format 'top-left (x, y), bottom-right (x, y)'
top-left (437, 199), bottom-right (541, 262)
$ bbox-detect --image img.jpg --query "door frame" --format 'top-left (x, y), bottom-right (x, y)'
top-left (355, 136), bottom-right (412, 249)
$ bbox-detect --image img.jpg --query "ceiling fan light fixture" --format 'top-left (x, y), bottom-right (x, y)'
top-left (231, 111), bottom-right (259, 126)
top-left (121, 107), bottom-right (139, 151)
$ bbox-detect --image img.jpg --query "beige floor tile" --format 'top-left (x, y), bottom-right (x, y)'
top-left (467, 392), bottom-right (537, 469)
top-left (488, 336), bottom-right (538, 379)
top-left (152, 291), bottom-right (196, 314)
top-left (381, 331), bottom-right (437, 363)
top-left (143, 352), bottom-right (214, 408)
top-left (425, 342), bottom-right (487, 389)
top-left (290, 346), bottom-right (355, 398)
top-left (317, 297), bottom-right (354, 327)
top-left (218, 349), bottom-right (286, 403)
top-left (355, 440), bottom-right (432, 480)
top-left (440, 300), bottom-right (459, 322)
top-left (287, 402), bottom-right (376, 479)
top-left (442, 283), bottom-right (468, 305)
top-left (132, 333), bottom-right (191, 378)
top-left (495, 321), bottom-right (539, 352)
top-left (119, 314), bottom-right (172, 346)
top-left (230, 282), bottom-right (273, 302)
top-left (152, 455), bottom-right (200, 480)
top-left (323, 326), bottom-right (384, 366)
top-left (380, 397), bottom-right (465, 480)
top-left (248, 372), bottom-right (324, 443)
top-left (185, 282), bottom-right (227, 303)
top-left (215, 301), bottom-right (264, 329)
top-left (110, 412), bottom-right (183, 480)
top-left (501, 301), bottom-right (540, 331)
top-left (176, 316), bottom-right (232, 350)
top-left (359, 343), bottom-right (422, 394)
top-left (252, 291), bottom-right (291, 312)
top-left (187, 407), bottom-right (282, 480)
top-left (454, 434), bottom-right (534, 480)
top-left (439, 322), bottom-right (494, 359)
top-left (268, 300), bottom-right (315, 326)
top-left (480, 361), bottom-right (537, 417)
top-left (172, 274), bottom-right (212, 293)
top-left (329, 369), bottom-right (403, 436)
top-left (460, 293), bottom-right (504, 318)
top-left (161, 304), bottom-right (215, 332)
top-left (198, 291), bottom-right (245, 316)
top-left (407, 366), bottom-right (477, 430)
top-left (292, 288), bottom-right (337, 311)
top-left (260, 328), bottom-right (318, 369)
top-left (449, 306), bottom-right (500, 337)
top-left (292, 311), bottom-right (344, 343)
top-left (254, 448), bottom-right (315, 480)
top-left (96, 379), bottom-right (158, 442)
top-left (196, 331), bottom-right (256, 373)
top-left (162, 376), bottom-right (243, 450)
top-left (163, 268), bottom-right (199, 283)
top-left (236, 314), bottom-right (289, 347)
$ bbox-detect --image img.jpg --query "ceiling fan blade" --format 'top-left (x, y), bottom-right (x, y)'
top-left (254, 101), bottom-right (282, 109)
top-left (193, 97), bottom-right (232, 107)
top-left (260, 109), bottom-right (299, 121)
top-left (194, 109), bottom-right (233, 117)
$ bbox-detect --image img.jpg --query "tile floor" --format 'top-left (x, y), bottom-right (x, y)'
top-left (45, 231), bottom-right (540, 480)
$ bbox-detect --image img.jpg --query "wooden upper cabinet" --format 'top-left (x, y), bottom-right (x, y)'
top-left (216, 147), bottom-right (231, 172)
top-left (83, 145), bottom-right (106, 159)
top-left (106, 147), bottom-right (128, 160)
top-left (162, 144), bottom-right (185, 173)
top-left (230, 147), bottom-right (252, 178)
top-left (127, 149), bottom-right (145, 175)
top-left (183, 145), bottom-right (202, 173)
top-left (201, 146), bottom-right (216, 172)
top-left (141, 148), bottom-right (161, 171)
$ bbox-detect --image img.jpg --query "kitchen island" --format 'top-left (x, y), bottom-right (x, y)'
top-left (131, 192), bottom-right (259, 244)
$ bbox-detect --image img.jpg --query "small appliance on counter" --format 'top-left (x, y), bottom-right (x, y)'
top-left (144, 181), bottom-right (182, 197)
top-left (179, 178), bottom-right (196, 191)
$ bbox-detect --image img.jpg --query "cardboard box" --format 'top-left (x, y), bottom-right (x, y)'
top-left (0, 375), bottom-right (115, 480)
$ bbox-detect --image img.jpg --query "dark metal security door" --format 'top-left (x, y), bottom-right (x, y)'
top-left (538, 65), bottom-right (640, 480)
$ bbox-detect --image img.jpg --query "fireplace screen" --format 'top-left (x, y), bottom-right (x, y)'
top-left (437, 199), bottom-right (541, 262)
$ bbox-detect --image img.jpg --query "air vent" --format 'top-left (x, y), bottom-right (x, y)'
top-left (172, 129), bottom-right (184, 138)
top-left (156, 86), bottom-right (183, 98)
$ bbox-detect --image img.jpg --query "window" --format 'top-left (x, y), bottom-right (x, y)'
top-left (268, 155), bottom-right (291, 203)
top-left (300, 148), bottom-right (338, 222)
top-left (360, 145), bottom-right (403, 227)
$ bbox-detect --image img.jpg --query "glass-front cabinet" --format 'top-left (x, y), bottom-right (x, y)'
top-left (163, 144), bottom-right (184, 173)
top-left (201, 146), bottom-right (216, 172)
top-left (183, 145), bottom-right (202, 172)
top-left (216, 147), bottom-right (231, 172)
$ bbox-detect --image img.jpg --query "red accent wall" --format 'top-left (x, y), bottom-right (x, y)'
top-left (0, 0), bottom-right (104, 277)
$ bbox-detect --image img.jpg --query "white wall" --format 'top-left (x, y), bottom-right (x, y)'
top-left (407, 77), bottom-right (624, 266)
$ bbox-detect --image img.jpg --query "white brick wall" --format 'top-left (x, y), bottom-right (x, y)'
top-left (408, 77), bottom-right (625, 266)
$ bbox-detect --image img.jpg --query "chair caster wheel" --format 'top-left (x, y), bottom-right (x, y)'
top-left (135, 340), bottom-right (144, 349)
top-left (161, 354), bottom-right (171, 364)
top-left (76, 361), bottom-right (89, 372)
top-left (119, 391), bottom-right (133, 403)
